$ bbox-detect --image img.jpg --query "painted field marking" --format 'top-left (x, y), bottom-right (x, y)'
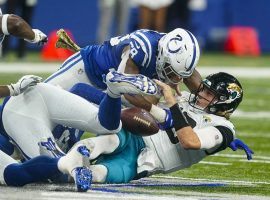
top-left (152, 175), bottom-right (270, 185)
top-left (213, 153), bottom-right (270, 160)
top-left (199, 161), bottom-right (231, 166)
top-left (239, 159), bottom-right (270, 164)
top-left (232, 110), bottom-right (270, 119)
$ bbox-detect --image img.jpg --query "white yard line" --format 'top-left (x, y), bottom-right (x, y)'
top-left (232, 110), bottom-right (270, 119)
top-left (0, 63), bottom-right (270, 78)
top-left (213, 154), bottom-right (270, 160)
top-left (152, 175), bottom-right (270, 185)
top-left (199, 161), bottom-right (231, 165)
top-left (239, 159), bottom-right (270, 164)
top-left (198, 67), bottom-right (270, 78)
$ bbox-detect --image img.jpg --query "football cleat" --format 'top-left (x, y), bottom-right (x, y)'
top-left (105, 71), bottom-right (159, 98)
top-left (39, 137), bottom-right (65, 158)
top-left (73, 167), bottom-right (92, 192)
top-left (57, 145), bottom-right (91, 191)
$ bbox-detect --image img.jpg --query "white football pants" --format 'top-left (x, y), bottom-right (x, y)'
top-left (2, 83), bottom-right (121, 159)
top-left (44, 52), bottom-right (92, 90)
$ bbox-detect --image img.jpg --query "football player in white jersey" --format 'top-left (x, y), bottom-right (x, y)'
top-left (0, 72), bottom-right (158, 189)
top-left (69, 71), bottom-right (253, 184)
top-left (0, 75), bottom-right (92, 191)
top-left (0, 8), bottom-right (47, 45)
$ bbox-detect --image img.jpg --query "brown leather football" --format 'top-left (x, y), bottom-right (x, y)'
top-left (121, 107), bottom-right (159, 136)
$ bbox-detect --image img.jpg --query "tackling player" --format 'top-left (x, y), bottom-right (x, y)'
top-left (46, 28), bottom-right (201, 141)
top-left (45, 28), bottom-right (200, 96)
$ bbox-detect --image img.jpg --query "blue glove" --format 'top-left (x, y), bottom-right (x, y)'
top-left (158, 109), bottom-right (174, 130)
top-left (229, 138), bottom-right (254, 160)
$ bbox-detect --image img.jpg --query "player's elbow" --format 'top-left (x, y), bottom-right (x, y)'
top-left (177, 128), bottom-right (201, 150)
top-left (179, 139), bottom-right (200, 150)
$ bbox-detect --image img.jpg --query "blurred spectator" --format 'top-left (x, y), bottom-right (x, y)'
top-left (135, 0), bottom-right (174, 32)
top-left (166, 0), bottom-right (190, 31)
top-left (96, 0), bottom-right (130, 43)
top-left (2, 0), bottom-right (38, 59)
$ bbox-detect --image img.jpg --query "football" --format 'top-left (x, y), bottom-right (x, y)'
top-left (121, 107), bottom-right (159, 136)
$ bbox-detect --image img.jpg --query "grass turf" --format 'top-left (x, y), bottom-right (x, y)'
top-left (0, 62), bottom-right (269, 196)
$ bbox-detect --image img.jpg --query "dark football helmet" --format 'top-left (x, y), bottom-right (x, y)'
top-left (189, 72), bottom-right (243, 118)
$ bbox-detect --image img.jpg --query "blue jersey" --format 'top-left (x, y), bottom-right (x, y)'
top-left (80, 29), bottom-right (164, 89)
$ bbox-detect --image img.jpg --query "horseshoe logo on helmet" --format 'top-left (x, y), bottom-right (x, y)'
top-left (167, 37), bottom-right (183, 54)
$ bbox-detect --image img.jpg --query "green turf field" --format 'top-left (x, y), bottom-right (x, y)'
top-left (0, 52), bottom-right (269, 197)
top-left (0, 71), bottom-right (269, 197)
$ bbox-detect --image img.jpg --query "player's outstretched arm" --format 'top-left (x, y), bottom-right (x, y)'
top-left (183, 69), bottom-right (202, 93)
top-left (0, 14), bottom-right (47, 45)
top-left (155, 79), bottom-right (201, 149)
top-left (4, 75), bottom-right (42, 97)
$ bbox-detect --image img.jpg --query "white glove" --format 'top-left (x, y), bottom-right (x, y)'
top-left (25, 29), bottom-right (48, 45)
top-left (8, 75), bottom-right (43, 96)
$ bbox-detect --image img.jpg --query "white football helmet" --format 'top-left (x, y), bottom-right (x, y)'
top-left (156, 28), bottom-right (200, 84)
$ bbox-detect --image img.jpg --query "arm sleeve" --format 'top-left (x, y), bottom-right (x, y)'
top-left (195, 126), bottom-right (223, 150)
top-left (129, 38), bottom-right (146, 69)
top-left (69, 83), bottom-right (106, 105)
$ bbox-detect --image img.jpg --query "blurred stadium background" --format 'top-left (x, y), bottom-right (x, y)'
top-left (0, 0), bottom-right (270, 199)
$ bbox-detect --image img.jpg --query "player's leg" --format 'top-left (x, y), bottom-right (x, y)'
top-left (0, 149), bottom-right (17, 185)
top-left (0, 134), bottom-right (14, 156)
top-left (78, 128), bottom-right (132, 161)
top-left (2, 145), bottom-right (91, 191)
top-left (52, 71), bottom-right (159, 147)
top-left (44, 52), bottom-right (90, 90)
top-left (2, 88), bottom-right (65, 159)
top-left (92, 130), bottom-right (145, 183)
top-left (35, 83), bottom-right (122, 134)
top-left (97, 70), bottom-right (159, 130)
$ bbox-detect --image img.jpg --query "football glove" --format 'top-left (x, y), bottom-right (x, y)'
top-left (8, 75), bottom-right (42, 96)
top-left (25, 29), bottom-right (48, 45)
top-left (229, 138), bottom-right (254, 160)
top-left (158, 109), bottom-right (174, 130)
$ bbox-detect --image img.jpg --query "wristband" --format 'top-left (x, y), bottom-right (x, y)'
top-left (7, 84), bottom-right (15, 96)
top-left (2, 14), bottom-right (10, 35)
top-left (169, 103), bottom-right (189, 131)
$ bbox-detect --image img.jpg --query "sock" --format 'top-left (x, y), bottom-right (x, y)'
top-left (4, 156), bottom-right (61, 186)
top-left (0, 134), bottom-right (14, 155)
top-left (98, 94), bottom-right (121, 130)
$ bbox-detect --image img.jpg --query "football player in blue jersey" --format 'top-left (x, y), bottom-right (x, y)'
top-left (0, 8), bottom-right (47, 45)
top-left (46, 28), bottom-right (201, 142)
top-left (45, 28), bottom-right (200, 95)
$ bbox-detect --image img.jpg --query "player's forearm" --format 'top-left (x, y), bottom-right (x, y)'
top-left (169, 103), bottom-right (201, 149)
top-left (7, 14), bottom-right (35, 40)
top-left (183, 69), bottom-right (202, 93)
top-left (0, 85), bottom-right (11, 97)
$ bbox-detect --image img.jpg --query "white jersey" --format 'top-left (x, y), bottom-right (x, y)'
top-left (139, 91), bottom-right (235, 174)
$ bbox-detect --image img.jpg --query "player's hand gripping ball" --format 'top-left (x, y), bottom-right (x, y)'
top-left (121, 107), bottom-right (159, 136)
